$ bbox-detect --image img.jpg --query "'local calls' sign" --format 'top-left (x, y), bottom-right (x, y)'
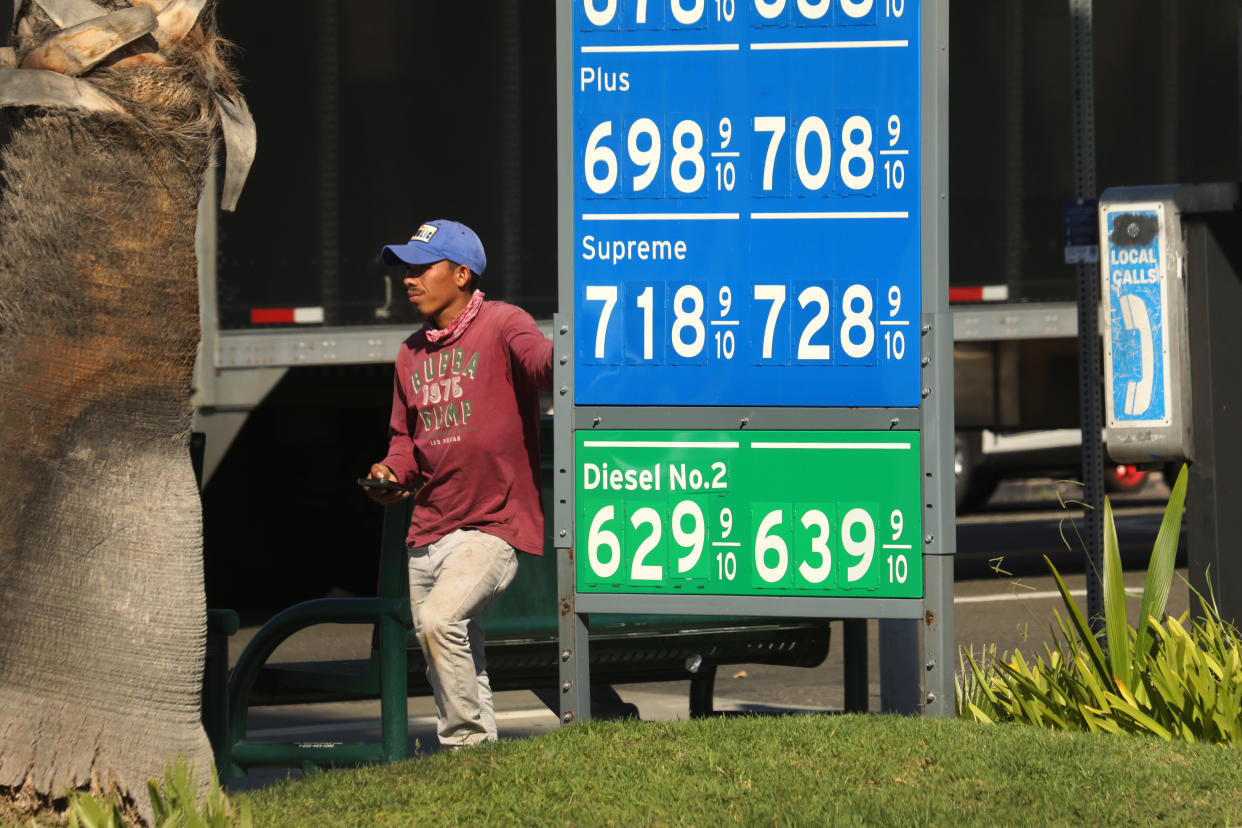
top-left (1102, 207), bottom-right (1170, 427)
top-left (572, 0), bottom-right (922, 407)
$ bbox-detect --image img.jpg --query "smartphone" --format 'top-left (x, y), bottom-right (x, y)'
top-left (356, 477), bottom-right (411, 492)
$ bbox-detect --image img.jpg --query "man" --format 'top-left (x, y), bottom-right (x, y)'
top-left (364, 219), bottom-right (553, 748)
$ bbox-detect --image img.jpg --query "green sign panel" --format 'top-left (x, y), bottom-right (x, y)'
top-left (576, 430), bottom-right (922, 599)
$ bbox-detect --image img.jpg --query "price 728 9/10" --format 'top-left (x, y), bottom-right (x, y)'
top-left (584, 114), bottom-right (908, 196)
top-left (583, 499), bottom-right (913, 590)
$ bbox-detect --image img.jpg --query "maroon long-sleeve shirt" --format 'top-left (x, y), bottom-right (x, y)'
top-left (382, 301), bottom-right (553, 555)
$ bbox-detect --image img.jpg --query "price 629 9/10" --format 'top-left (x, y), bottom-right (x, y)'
top-left (583, 499), bottom-right (914, 590)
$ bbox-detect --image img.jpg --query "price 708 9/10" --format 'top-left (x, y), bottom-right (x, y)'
top-left (582, 499), bottom-right (914, 590)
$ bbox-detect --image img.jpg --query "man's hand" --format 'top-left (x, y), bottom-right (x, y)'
top-left (362, 463), bottom-right (411, 504)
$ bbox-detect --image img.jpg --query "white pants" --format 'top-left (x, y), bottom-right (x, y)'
top-left (407, 529), bottom-right (518, 747)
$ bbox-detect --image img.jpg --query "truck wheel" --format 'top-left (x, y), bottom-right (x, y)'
top-left (955, 431), bottom-right (998, 512)
top-left (1104, 463), bottom-right (1147, 494)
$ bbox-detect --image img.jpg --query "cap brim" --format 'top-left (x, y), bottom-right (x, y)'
top-left (381, 243), bottom-right (444, 267)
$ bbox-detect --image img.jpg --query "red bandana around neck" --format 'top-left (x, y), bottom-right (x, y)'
top-left (424, 290), bottom-right (485, 345)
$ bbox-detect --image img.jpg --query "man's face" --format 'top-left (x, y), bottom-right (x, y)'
top-left (403, 259), bottom-right (468, 321)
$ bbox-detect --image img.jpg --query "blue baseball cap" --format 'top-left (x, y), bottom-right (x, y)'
top-left (380, 219), bottom-right (487, 276)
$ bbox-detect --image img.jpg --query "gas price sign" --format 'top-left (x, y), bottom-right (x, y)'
top-left (576, 430), bottom-right (922, 598)
top-left (573, 0), bottom-right (922, 407)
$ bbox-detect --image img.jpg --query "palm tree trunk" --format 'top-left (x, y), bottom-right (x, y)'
top-left (0, 0), bottom-right (250, 815)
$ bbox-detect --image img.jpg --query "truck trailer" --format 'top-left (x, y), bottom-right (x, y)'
top-left (184, 1), bottom-right (1238, 605)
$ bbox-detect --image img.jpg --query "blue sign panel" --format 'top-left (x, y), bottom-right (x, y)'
top-left (1103, 208), bottom-right (1170, 426)
top-left (573, 0), bottom-right (922, 407)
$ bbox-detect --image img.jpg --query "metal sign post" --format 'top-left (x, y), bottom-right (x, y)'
top-left (1068, 0), bottom-right (1105, 632)
top-left (555, 0), bottom-right (952, 722)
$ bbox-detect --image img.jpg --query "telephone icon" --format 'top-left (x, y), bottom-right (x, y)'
top-left (1118, 293), bottom-right (1154, 417)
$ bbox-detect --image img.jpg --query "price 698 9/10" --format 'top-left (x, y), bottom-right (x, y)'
top-left (582, 499), bottom-right (913, 591)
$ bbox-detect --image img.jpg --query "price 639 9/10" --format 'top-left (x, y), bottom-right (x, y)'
top-left (582, 499), bottom-right (914, 591)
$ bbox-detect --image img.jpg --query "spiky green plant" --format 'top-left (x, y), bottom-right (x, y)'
top-left (63, 758), bottom-right (250, 828)
top-left (147, 758), bottom-right (250, 828)
top-left (958, 466), bottom-right (1242, 743)
top-left (66, 790), bottom-right (126, 828)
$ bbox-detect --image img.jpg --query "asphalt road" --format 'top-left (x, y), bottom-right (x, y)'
top-left (225, 475), bottom-right (1188, 791)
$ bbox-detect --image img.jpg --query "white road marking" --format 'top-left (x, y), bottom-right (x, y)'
top-left (956, 587), bottom-right (1140, 604)
top-left (248, 708), bottom-right (556, 739)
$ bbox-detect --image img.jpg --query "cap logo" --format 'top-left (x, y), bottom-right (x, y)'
top-left (411, 224), bottom-right (438, 243)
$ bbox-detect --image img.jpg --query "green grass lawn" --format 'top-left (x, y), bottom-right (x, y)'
top-left (239, 714), bottom-right (1242, 827)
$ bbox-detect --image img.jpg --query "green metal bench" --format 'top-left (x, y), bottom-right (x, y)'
top-left (207, 480), bottom-right (836, 778)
